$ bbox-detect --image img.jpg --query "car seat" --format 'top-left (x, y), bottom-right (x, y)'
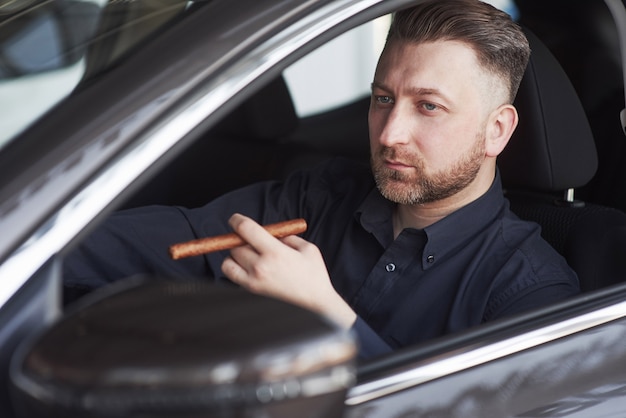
top-left (516, 0), bottom-right (626, 212)
top-left (499, 29), bottom-right (626, 292)
top-left (121, 76), bottom-right (302, 209)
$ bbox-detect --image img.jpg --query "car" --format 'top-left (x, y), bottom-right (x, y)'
top-left (2, 0), bottom-right (626, 416)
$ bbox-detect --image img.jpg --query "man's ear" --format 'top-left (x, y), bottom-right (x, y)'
top-left (485, 104), bottom-right (518, 157)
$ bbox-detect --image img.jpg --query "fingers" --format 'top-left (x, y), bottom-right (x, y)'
top-left (221, 247), bottom-right (278, 294)
top-left (221, 255), bottom-right (255, 291)
top-left (228, 213), bottom-right (279, 254)
top-left (221, 255), bottom-right (243, 281)
top-left (221, 214), bottom-right (314, 295)
top-left (280, 234), bottom-right (317, 254)
top-left (221, 214), bottom-right (277, 290)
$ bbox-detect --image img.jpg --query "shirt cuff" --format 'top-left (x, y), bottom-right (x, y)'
top-left (351, 316), bottom-right (393, 360)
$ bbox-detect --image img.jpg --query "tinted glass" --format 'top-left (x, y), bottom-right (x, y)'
top-left (0, 0), bottom-right (203, 149)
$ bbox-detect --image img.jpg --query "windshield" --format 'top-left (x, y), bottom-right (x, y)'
top-left (0, 0), bottom-right (199, 150)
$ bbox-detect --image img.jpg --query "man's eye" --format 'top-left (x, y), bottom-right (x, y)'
top-left (375, 95), bottom-right (394, 105)
top-left (422, 102), bottom-right (438, 111)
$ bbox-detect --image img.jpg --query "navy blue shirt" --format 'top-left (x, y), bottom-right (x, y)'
top-left (64, 158), bottom-right (580, 359)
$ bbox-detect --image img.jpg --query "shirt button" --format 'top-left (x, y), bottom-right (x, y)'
top-left (385, 263), bottom-right (396, 272)
top-left (427, 255), bottom-right (435, 263)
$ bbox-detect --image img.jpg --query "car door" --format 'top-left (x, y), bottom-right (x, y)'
top-left (345, 288), bottom-right (626, 417)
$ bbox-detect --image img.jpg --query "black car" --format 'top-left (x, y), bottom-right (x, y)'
top-left (2, 0), bottom-right (626, 416)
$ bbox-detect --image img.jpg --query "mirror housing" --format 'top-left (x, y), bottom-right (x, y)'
top-left (10, 277), bottom-right (357, 417)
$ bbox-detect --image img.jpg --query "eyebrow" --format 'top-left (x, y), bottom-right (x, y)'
top-left (371, 81), bottom-right (452, 103)
top-left (371, 81), bottom-right (390, 92)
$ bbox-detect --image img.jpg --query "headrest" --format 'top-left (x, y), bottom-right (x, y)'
top-left (498, 29), bottom-right (598, 192)
top-left (211, 76), bottom-right (298, 142)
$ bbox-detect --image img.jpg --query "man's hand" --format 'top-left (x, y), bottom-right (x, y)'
top-left (221, 214), bottom-right (357, 328)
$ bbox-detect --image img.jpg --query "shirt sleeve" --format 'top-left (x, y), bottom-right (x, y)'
top-left (64, 159), bottom-right (387, 361)
top-left (63, 206), bottom-right (213, 303)
top-left (352, 316), bottom-right (394, 359)
top-left (62, 161), bottom-right (338, 303)
top-left (489, 278), bottom-right (580, 320)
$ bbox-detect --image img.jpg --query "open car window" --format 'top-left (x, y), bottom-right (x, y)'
top-left (63, 0), bottom-right (590, 355)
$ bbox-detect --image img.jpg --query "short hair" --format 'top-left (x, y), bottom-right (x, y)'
top-left (386, 0), bottom-right (530, 103)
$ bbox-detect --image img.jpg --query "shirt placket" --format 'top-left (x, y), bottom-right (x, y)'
top-left (350, 229), bottom-right (425, 320)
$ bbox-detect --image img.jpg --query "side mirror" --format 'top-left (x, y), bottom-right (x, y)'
top-left (9, 277), bottom-right (357, 417)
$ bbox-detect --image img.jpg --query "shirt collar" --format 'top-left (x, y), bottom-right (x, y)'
top-left (356, 188), bottom-right (395, 247)
top-left (421, 170), bottom-right (505, 269)
top-left (356, 170), bottom-right (507, 269)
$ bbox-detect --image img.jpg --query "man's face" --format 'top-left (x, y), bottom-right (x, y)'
top-left (368, 40), bottom-right (495, 205)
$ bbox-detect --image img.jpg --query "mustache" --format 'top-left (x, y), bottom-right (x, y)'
top-left (374, 146), bottom-right (421, 166)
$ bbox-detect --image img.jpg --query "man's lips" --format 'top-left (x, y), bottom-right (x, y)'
top-left (385, 159), bottom-right (413, 171)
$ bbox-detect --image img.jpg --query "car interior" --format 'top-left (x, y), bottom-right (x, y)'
top-left (13, 0), bottom-right (623, 301)
top-left (117, 12), bottom-right (626, 298)
top-left (517, 0), bottom-right (626, 213)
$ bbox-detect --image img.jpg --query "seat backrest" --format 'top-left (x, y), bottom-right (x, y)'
top-left (499, 29), bottom-right (626, 292)
top-left (122, 76), bottom-right (301, 209)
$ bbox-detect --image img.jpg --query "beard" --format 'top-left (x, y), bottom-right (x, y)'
top-left (371, 133), bottom-right (486, 205)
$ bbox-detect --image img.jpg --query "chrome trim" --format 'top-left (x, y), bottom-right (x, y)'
top-left (0, 0), bottom-right (407, 306)
top-left (346, 300), bottom-right (626, 405)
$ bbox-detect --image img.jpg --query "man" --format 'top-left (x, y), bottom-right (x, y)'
top-left (65, 0), bottom-right (579, 359)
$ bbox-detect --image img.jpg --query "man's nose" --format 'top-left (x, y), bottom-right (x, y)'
top-left (378, 107), bottom-right (412, 147)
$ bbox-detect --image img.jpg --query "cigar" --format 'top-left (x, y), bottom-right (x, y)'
top-left (169, 218), bottom-right (307, 259)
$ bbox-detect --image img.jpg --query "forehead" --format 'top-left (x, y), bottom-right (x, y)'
top-left (376, 39), bottom-right (483, 81)
top-left (374, 40), bottom-right (501, 107)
